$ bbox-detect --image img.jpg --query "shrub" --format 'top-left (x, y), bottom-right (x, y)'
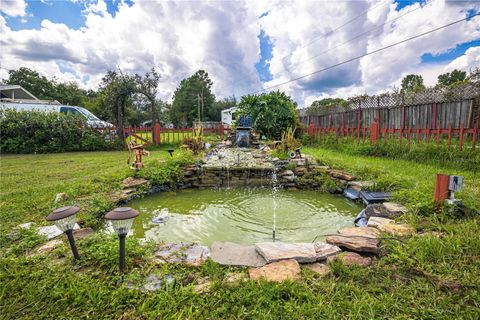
top-left (0, 109), bottom-right (122, 153)
top-left (238, 91), bottom-right (299, 139)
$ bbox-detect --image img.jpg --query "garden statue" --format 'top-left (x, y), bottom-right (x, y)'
top-left (127, 141), bottom-right (150, 171)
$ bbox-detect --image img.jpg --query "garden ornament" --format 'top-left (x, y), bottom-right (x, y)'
top-left (127, 141), bottom-right (150, 171)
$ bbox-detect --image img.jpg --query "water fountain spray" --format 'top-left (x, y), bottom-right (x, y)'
top-left (271, 167), bottom-right (278, 242)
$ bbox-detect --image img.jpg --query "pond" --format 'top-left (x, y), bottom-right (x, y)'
top-left (129, 188), bottom-right (363, 245)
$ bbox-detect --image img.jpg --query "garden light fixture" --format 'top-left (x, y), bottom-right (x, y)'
top-left (168, 148), bottom-right (174, 157)
top-left (105, 207), bottom-right (139, 271)
top-left (46, 206), bottom-right (80, 260)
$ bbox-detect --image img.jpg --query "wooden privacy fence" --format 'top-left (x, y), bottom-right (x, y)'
top-left (123, 122), bottom-right (230, 146)
top-left (299, 96), bottom-right (480, 152)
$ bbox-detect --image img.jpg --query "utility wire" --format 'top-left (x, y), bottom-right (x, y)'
top-left (250, 12), bottom-right (479, 95)
top-left (233, 0), bottom-right (431, 94)
top-left (231, 0), bottom-right (388, 88)
top-left (283, 0), bottom-right (434, 72)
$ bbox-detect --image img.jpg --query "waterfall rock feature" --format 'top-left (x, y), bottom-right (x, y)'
top-left (255, 242), bottom-right (318, 263)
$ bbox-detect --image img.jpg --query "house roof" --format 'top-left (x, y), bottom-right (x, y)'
top-left (0, 85), bottom-right (39, 101)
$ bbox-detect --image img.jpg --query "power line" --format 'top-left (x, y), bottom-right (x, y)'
top-left (249, 12), bottom-right (479, 95)
top-left (230, 0), bottom-right (388, 89)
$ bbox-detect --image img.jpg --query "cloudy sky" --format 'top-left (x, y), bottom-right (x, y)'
top-left (0, 0), bottom-right (479, 107)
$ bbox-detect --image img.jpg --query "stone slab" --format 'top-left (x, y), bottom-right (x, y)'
top-left (303, 263), bottom-right (330, 276)
top-left (154, 242), bottom-right (210, 266)
top-left (367, 216), bottom-right (394, 228)
top-left (379, 223), bottom-right (415, 237)
top-left (328, 169), bottom-right (355, 181)
top-left (255, 242), bottom-right (317, 263)
top-left (37, 223), bottom-right (80, 240)
top-left (73, 228), bottom-right (95, 239)
top-left (328, 252), bottom-right (372, 267)
top-left (210, 241), bottom-right (267, 267)
top-left (337, 226), bottom-right (380, 239)
top-left (326, 235), bottom-right (379, 254)
top-left (313, 242), bottom-right (342, 261)
top-left (249, 259), bottom-right (301, 282)
top-left (122, 177), bottom-right (149, 188)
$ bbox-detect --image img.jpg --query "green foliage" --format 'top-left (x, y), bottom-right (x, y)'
top-left (0, 109), bottom-right (121, 153)
top-left (208, 96), bottom-right (237, 121)
top-left (437, 69), bottom-right (467, 86)
top-left (279, 127), bottom-right (301, 152)
top-left (135, 150), bottom-right (195, 186)
top-left (307, 97), bottom-right (348, 115)
top-left (170, 70), bottom-right (216, 126)
top-left (4, 67), bottom-right (56, 100)
top-left (238, 91), bottom-right (299, 139)
top-left (401, 74), bottom-right (425, 93)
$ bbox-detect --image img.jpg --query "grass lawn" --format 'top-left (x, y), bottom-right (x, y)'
top-left (1, 147), bottom-right (479, 319)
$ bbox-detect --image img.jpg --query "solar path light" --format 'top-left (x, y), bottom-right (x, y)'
top-left (46, 206), bottom-right (80, 260)
top-left (167, 148), bottom-right (174, 157)
top-left (105, 207), bottom-right (139, 271)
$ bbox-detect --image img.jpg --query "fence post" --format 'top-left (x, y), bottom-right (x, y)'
top-left (473, 97), bottom-right (480, 151)
top-left (154, 122), bottom-right (160, 145)
top-left (357, 109), bottom-right (361, 144)
top-left (459, 122), bottom-right (464, 151)
top-left (447, 123), bottom-right (452, 150)
top-left (434, 174), bottom-right (450, 209)
top-left (220, 123), bottom-right (225, 139)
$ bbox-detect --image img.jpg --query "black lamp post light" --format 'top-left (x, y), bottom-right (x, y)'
top-left (46, 206), bottom-right (80, 260)
top-left (167, 148), bottom-right (174, 157)
top-left (105, 207), bottom-right (139, 271)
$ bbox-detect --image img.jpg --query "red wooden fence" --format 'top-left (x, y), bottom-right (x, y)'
top-left (123, 122), bottom-right (230, 146)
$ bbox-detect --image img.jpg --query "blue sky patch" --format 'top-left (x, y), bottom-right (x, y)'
top-left (3, 0), bottom-right (86, 31)
top-left (255, 30), bottom-right (273, 82)
top-left (421, 39), bottom-right (480, 64)
top-left (393, 0), bottom-right (426, 11)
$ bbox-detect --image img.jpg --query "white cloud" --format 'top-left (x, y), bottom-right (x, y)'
top-left (0, 0), bottom-right (479, 106)
top-left (0, 0), bottom-right (27, 17)
top-left (445, 46), bottom-right (480, 72)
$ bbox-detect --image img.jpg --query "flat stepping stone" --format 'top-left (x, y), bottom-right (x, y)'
top-left (378, 223), bottom-right (415, 237)
top-left (210, 242), bottom-right (267, 267)
top-left (303, 263), bottom-right (330, 276)
top-left (249, 259), bottom-right (301, 282)
top-left (313, 242), bottom-right (342, 260)
top-left (348, 181), bottom-right (375, 191)
top-left (154, 242), bottom-right (210, 266)
top-left (328, 252), bottom-right (372, 267)
top-left (37, 224), bottom-right (80, 240)
top-left (326, 235), bottom-right (379, 254)
top-left (255, 242), bottom-right (317, 263)
top-left (337, 226), bottom-right (380, 239)
top-left (367, 216), bottom-right (394, 228)
top-left (122, 177), bottom-right (149, 188)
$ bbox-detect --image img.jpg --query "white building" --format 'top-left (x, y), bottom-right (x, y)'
top-left (221, 107), bottom-right (240, 126)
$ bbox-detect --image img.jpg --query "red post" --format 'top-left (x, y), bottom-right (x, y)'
top-left (436, 120), bottom-right (440, 149)
top-left (308, 123), bottom-right (314, 137)
top-left (434, 174), bottom-right (450, 208)
top-left (459, 122), bottom-right (464, 151)
top-left (407, 126), bottom-right (411, 147)
top-left (341, 113), bottom-right (345, 139)
top-left (154, 122), bottom-right (160, 145)
top-left (383, 127), bottom-right (387, 145)
top-left (357, 110), bottom-right (361, 144)
top-left (370, 118), bottom-right (378, 144)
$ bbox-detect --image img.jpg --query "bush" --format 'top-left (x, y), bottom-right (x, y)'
top-left (0, 109), bottom-right (122, 153)
top-left (238, 91), bottom-right (299, 139)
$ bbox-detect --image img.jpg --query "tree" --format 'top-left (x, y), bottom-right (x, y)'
top-left (208, 96), bottom-right (237, 122)
top-left (468, 67), bottom-right (480, 83)
top-left (4, 67), bottom-right (56, 100)
top-left (170, 70), bottom-right (215, 126)
top-left (238, 91), bottom-right (298, 139)
top-left (98, 70), bottom-right (136, 136)
top-left (308, 98), bottom-right (347, 115)
top-left (401, 74), bottom-right (425, 93)
top-left (437, 69), bottom-right (467, 86)
top-left (135, 68), bottom-right (161, 140)
top-left (53, 82), bottom-right (88, 107)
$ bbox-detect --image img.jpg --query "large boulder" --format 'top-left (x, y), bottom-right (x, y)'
top-left (326, 235), bottom-right (379, 254)
top-left (210, 242), bottom-right (267, 267)
top-left (249, 259), bottom-right (301, 282)
top-left (255, 242), bottom-right (317, 263)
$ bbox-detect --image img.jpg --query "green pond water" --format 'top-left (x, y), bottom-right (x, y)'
top-left (129, 188), bottom-right (363, 245)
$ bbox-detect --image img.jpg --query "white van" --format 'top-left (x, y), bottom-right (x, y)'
top-left (0, 102), bottom-right (115, 129)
